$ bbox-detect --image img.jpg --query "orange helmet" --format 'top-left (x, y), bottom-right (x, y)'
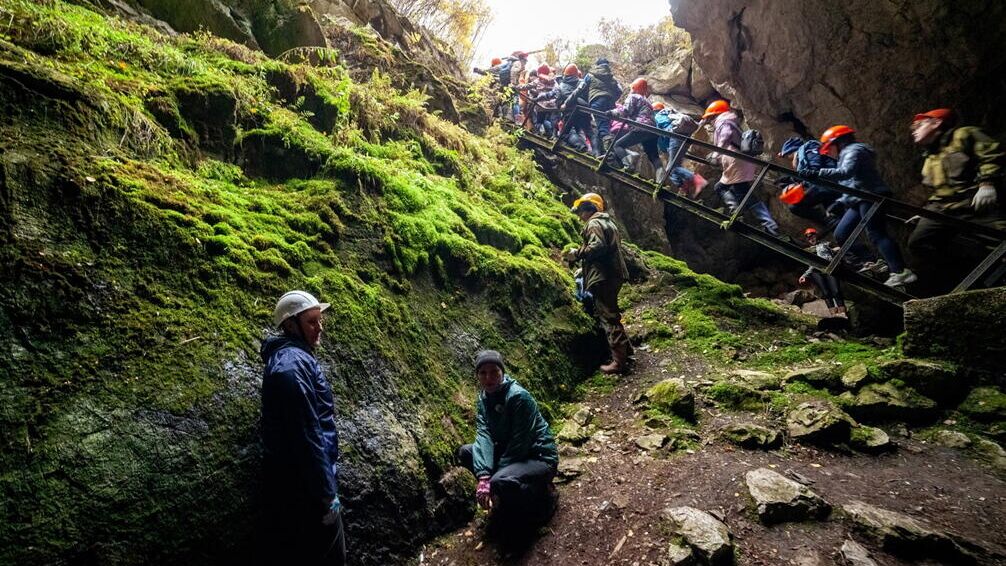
top-left (653, 102), bottom-right (666, 111)
top-left (702, 99), bottom-right (730, 119)
top-left (630, 78), bottom-right (649, 95)
top-left (804, 227), bottom-right (819, 237)
top-left (819, 125), bottom-right (855, 154)
top-left (563, 63), bottom-right (579, 77)
top-left (780, 183), bottom-right (806, 205)
top-left (491, 57), bottom-right (502, 66)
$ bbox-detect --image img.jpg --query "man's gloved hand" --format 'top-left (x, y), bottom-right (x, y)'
top-left (476, 477), bottom-right (492, 510)
top-left (322, 495), bottom-right (341, 526)
top-left (973, 183), bottom-right (998, 212)
top-left (564, 248), bottom-right (580, 265)
top-left (798, 167), bottom-right (819, 180)
top-left (798, 275), bottom-right (809, 286)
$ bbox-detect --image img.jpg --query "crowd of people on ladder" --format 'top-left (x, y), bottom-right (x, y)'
top-left (476, 51), bottom-right (1004, 305)
top-left (256, 53), bottom-right (1003, 566)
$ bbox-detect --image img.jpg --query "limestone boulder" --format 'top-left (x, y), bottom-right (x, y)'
top-left (721, 423), bottom-right (781, 450)
top-left (842, 500), bottom-right (1002, 563)
top-left (636, 433), bottom-right (669, 451)
top-left (839, 539), bottom-right (877, 566)
top-left (726, 369), bottom-right (781, 391)
top-left (787, 400), bottom-right (854, 446)
top-left (876, 359), bottom-right (959, 402)
top-left (784, 366), bottom-right (842, 391)
top-left (841, 364), bottom-right (873, 391)
top-left (849, 426), bottom-right (892, 454)
top-left (744, 468), bottom-right (831, 524)
top-left (662, 506), bottom-right (735, 565)
top-left (931, 430), bottom-right (971, 449)
top-left (840, 382), bottom-right (939, 424)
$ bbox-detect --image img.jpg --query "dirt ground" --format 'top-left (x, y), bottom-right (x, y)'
top-left (419, 313), bottom-right (1006, 566)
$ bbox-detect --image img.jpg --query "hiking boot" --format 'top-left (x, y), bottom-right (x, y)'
top-left (884, 269), bottom-right (918, 287)
top-left (599, 359), bottom-right (624, 374)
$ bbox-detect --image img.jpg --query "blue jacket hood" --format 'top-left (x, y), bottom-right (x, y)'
top-left (260, 334), bottom-right (311, 364)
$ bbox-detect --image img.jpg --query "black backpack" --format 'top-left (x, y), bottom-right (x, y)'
top-left (740, 129), bottom-right (765, 155)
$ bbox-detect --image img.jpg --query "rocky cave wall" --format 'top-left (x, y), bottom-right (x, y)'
top-left (670, 0), bottom-right (1006, 199)
top-left (579, 0), bottom-right (1006, 302)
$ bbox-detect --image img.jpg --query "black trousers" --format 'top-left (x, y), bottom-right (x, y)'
top-left (263, 497), bottom-right (347, 566)
top-left (908, 202), bottom-right (1006, 295)
top-left (809, 272), bottom-right (844, 308)
top-left (457, 444), bottom-right (556, 525)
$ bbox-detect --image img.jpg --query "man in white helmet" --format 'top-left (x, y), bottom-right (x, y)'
top-left (260, 290), bottom-right (345, 565)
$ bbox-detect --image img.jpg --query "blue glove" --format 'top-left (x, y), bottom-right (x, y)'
top-left (322, 495), bottom-right (341, 526)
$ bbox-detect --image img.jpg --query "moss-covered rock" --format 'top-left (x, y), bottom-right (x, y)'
top-left (786, 400), bottom-right (855, 446)
top-left (841, 383), bottom-right (939, 424)
top-left (0, 3), bottom-right (592, 565)
top-left (841, 363), bottom-right (874, 390)
top-left (783, 366), bottom-right (842, 391)
top-left (643, 378), bottom-right (696, 421)
top-left (958, 387), bottom-right (1006, 423)
top-left (876, 359), bottom-right (960, 403)
top-left (849, 425), bottom-right (893, 454)
top-left (705, 381), bottom-right (769, 412)
top-left (721, 423), bottom-right (782, 450)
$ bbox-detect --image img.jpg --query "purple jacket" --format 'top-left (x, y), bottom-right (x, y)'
top-left (611, 93), bottom-right (655, 127)
top-left (712, 111), bottom-right (756, 184)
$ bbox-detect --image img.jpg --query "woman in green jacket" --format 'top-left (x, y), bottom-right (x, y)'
top-left (457, 350), bottom-right (558, 534)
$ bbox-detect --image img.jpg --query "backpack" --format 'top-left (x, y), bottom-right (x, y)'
top-left (496, 60), bottom-right (513, 86)
top-left (740, 129), bottom-right (765, 155)
top-left (669, 112), bottom-right (699, 135)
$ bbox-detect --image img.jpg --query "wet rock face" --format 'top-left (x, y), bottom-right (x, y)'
top-left (671, 1), bottom-right (1006, 194)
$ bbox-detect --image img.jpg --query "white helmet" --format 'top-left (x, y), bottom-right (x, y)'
top-left (273, 290), bottom-right (330, 328)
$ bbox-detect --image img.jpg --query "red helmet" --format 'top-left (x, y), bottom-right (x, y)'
top-left (653, 102), bottom-right (666, 111)
top-left (630, 78), bottom-right (649, 95)
top-left (819, 125), bottom-right (855, 154)
top-left (702, 99), bottom-right (730, 120)
top-left (537, 64), bottom-right (550, 75)
top-left (491, 57), bottom-right (502, 66)
top-left (912, 108), bottom-right (953, 123)
top-left (780, 183), bottom-right (806, 205)
top-left (804, 227), bottom-right (819, 237)
top-left (563, 63), bottom-right (579, 77)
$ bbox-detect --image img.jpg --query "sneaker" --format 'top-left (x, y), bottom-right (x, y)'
top-left (869, 259), bottom-right (889, 276)
top-left (884, 269), bottom-right (917, 287)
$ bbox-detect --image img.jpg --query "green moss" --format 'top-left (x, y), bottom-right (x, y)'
top-left (705, 382), bottom-right (769, 412)
top-left (0, 3), bottom-right (594, 564)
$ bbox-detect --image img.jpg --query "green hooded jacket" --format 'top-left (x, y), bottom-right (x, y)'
top-left (585, 63), bottom-right (622, 103)
top-left (577, 212), bottom-right (629, 291)
top-left (472, 377), bottom-right (558, 478)
top-left (922, 126), bottom-right (1003, 209)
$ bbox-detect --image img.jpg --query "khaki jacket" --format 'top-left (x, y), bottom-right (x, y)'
top-left (577, 212), bottom-right (628, 290)
top-left (922, 126), bottom-right (1002, 208)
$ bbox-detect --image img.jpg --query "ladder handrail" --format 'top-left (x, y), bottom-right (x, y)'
top-left (519, 128), bottom-right (915, 305)
top-left (559, 103), bottom-right (1006, 242)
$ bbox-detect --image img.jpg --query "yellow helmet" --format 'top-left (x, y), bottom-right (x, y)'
top-left (571, 192), bottom-right (604, 213)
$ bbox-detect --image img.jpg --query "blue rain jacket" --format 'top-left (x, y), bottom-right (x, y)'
top-left (816, 142), bottom-right (892, 197)
top-left (261, 335), bottom-right (339, 513)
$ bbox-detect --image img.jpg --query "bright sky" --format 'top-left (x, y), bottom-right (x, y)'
top-left (472, 0), bottom-right (670, 69)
